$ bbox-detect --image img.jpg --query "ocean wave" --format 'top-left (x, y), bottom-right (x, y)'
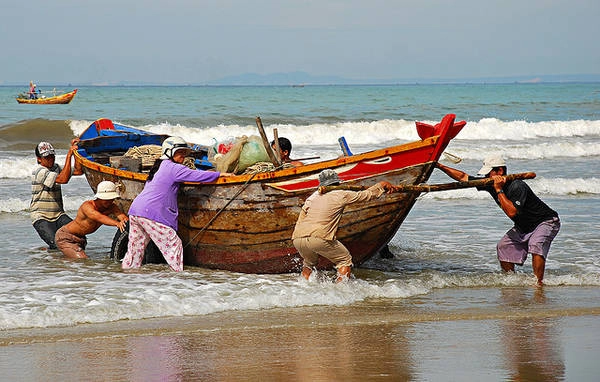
top-left (71, 118), bottom-right (600, 155)
top-left (0, 119), bottom-right (76, 150)
top-left (456, 118), bottom-right (600, 140)
top-left (0, 266), bottom-right (598, 330)
top-left (419, 177), bottom-right (600, 200)
top-left (0, 195), bottom-right (88, 214)
top-left (444, 141), bottom-right (600, 161)
top-left (2, 118), bottom-right (599, 153)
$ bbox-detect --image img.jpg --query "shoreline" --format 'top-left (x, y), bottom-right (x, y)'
top-left (3, 286), bottom-right (599, 346)
top-left (2, 286), bottom-right (600, 381)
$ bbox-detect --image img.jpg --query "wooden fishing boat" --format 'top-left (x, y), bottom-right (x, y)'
top-left (73, 114), bottom-right (465, 273)
top-left (16, 89), bottom-right (77, 104)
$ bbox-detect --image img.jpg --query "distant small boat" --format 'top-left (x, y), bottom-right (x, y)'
top-left (16, 89), bottom-right (77, 104)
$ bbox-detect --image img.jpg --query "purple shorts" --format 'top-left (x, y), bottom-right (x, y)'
top-left (497, 217), bottom-right (560, 265)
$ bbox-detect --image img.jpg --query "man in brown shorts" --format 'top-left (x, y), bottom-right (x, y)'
top-left (55, 181), bottom-right (128, 259)
top-left (292, 169), bottom-right (397, 282)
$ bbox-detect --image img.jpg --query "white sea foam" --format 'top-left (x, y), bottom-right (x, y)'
top-left (0, 156), bottom-right (37, 179)
top-left (445, 141), bottom-right (600, 161)
top-left (68, 119), bottom-right (600, 160)
top-left (0, 264), bottom-right (598, 330)
top-left (420, 177), bottom-right (600, 200)
top-left (0, 193), bottom-right (88, 213)
top-left (455, 118), bottom-right (600, 140)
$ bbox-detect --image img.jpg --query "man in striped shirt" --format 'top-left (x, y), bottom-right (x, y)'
top-left (30, 139), bottom-right (83, 249)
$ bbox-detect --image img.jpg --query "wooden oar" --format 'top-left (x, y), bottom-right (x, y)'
top-left (318, 172), bottom-right (536, 194)
top-left (255, 116), bottom-right (282, 167)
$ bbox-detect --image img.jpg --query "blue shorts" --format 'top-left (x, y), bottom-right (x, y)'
top-left (33, 214), bottom-right (72, 249)
top-left (497, 217), bottom-right (560, 265)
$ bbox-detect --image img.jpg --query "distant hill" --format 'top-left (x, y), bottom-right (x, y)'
top-left (207, 72), bottom-right (600, 86)
top-left (3, 73), bottom-right (598, 87)
top-left (205, 71), bottom-right (349, 86)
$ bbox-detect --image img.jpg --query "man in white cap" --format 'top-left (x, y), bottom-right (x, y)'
top-left (436, 155), bottom-right (560, 285)
top-left (292, 169), bottom-right (397, 282)
top-left (55, 181), bottom-right (128, 259)
top-left (30, 139), bottom-right (83, 249)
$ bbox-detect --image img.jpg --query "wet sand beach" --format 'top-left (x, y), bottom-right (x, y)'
top-left (2, 286), bottom-right (599, 381)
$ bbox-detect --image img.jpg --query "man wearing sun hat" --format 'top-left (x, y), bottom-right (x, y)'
top-left (55, 181), bottom-right (128, 259)
top-left (292, 169), bottom-right (397, 283)
top-left (30, 139), bottom-right (83, 250)
top-left (436, 154), bottom-right (560, 286)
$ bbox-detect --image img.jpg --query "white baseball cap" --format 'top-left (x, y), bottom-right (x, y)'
top-left (95, 181), bottom-right (120, 200)
top-left (477, 155), bottom-right (506, 175)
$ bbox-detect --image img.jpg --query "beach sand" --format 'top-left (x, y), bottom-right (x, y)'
top-left (1, 286), bottom-right (599, 381)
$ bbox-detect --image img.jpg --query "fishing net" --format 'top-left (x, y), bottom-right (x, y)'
top-left (212, 135), bottom-right (271, 174)
top-left (124, 145), bottom-right (196, 170)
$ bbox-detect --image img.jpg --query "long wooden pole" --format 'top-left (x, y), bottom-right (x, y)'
top-left (318, 172), bottom-right (536, 194)
top-left (272, 128), bottom-right (282, 160)
top-left (255, 116), bottom-right (282, 166)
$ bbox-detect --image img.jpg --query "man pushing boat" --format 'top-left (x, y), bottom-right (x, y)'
top-left (292, 169), bottom-right (398, 282)
top-left (55, 181), bottom-right (128, 259)
top-left (436, 155), bottom-right (560, 285)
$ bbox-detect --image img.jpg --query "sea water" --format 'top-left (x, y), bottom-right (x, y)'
top-left (0, 83), bottom-right (599, 331)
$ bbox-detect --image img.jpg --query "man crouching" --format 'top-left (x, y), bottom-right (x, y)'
top-left (55, 181), bottom-right (128, 259)
top-left (292, 169), bottom-right (397, 282)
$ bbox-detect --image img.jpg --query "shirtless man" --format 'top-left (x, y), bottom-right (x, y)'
top-left (55, 181), bottom-right (128, 259)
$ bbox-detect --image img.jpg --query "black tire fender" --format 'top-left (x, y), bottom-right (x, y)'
top-left (110, 221), bottom-right (165, 264)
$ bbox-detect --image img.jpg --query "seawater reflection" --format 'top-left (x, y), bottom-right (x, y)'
top-left (499, 288), bottom-right (565, 382)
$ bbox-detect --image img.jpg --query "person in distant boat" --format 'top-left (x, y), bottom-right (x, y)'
top-left (121, 136), bottom-right (233, 272)
top-left (55, 181), bottom-right (128, 259)
top-left (436, 155), bottom-right (560, 286)
top-left (29, 81), bottom-right (38, 99)
top-left (30, 139), bottom-right (84, 250)
top-left (292, 169), bottom-right (397, 282)
top-left (271, 137), bottom-right (303, 167)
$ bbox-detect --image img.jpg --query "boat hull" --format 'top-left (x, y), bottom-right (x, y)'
top-left (75, 114), bottom-right (464, 273)
top-left (16, 89), bottom-right (77, 104)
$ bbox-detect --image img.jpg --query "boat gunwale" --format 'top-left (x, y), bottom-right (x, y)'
top-left (73, 133), bottom-right (441, 186)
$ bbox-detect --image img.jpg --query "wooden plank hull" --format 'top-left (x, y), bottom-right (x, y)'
top-left (75, 114), bottom-right (465, 273)
top-left (16, 89), bottom-right (77, 104)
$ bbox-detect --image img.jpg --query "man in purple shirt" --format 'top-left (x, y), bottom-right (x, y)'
top-left (122, 136), bottom-right (229, 271)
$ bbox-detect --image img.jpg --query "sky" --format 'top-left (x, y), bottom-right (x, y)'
top-left (2, 0), bottom-right (599, 85)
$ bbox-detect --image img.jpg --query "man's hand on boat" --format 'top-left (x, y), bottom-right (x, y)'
top-left (379, 181), bottom-right (399, 194)
top-left (69, 138), bottom-right (84, 176)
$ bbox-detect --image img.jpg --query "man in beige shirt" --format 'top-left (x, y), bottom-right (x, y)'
top-left (292, 169), bottom-right (397, 282)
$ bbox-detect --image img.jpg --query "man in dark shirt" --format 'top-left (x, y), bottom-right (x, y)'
top-left (436, 155), bottom-right (560, 285)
